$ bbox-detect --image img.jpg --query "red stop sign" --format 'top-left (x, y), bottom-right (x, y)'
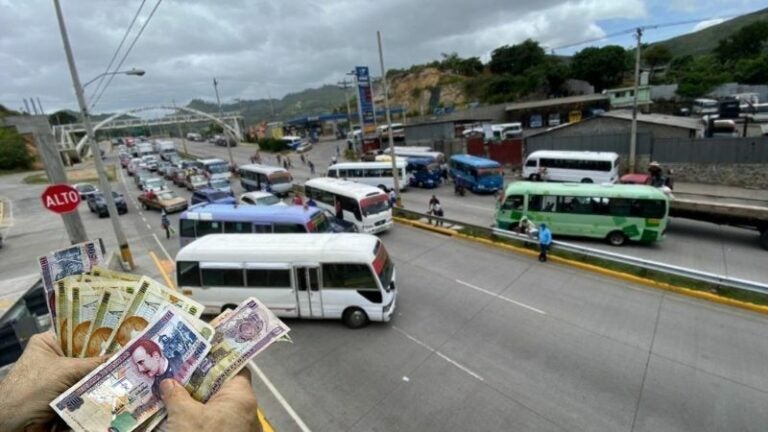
top-left (42, 184), bottom-right (81, 214)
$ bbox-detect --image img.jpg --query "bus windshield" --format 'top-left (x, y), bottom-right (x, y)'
top-left (269, 172), bottom-right (292, 184)
top-left (208, 163), bottom-right (229, 174)
top-left (373, 243), bottom-right (394, 291)
top-left (361, 195), bottom-right (389, 216)
top-left (477, 167), bottom-right (502, 178)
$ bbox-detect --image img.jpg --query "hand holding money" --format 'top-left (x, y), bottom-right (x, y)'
top-left (0, 332), bottom-right (107, 432)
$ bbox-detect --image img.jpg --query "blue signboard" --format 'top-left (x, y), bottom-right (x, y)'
top-left (355, 66), bottom-right (375, 127)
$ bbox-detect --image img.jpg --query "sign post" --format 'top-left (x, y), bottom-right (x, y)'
top-left (42, 184), bottom-right (81, 214)
top-left (355, 66), bottom-right (377, 153)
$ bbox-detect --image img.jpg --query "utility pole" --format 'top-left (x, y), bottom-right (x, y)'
top-left (173, 99), bottom-right (188, 155)
top-left (54, 0), bottom-right (134, 268)
top-left (629, 27), bottom-right (643, 174)
top-left (5, 115), bottom-right (88, 244)
top-left (213, 77), bottom-right (235, 168)
top-left (351, 69), bottom-right (366, 154)
top-left (337, 79), bottom-right (355, 132)
top-left (377, 30), bottom-right (401, 206)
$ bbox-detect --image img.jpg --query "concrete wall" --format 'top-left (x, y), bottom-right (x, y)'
top-left (404, 122), bottom-right (455, 142)
top-left (667, 163), bottom-right (768, 189)
top-left (530, 117), bottom-right (695, 139)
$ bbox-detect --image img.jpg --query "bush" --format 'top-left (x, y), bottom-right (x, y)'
top-left (257, 137), bottom-right (289, 152)
top-left (0, 127), bottom-right (34, 170)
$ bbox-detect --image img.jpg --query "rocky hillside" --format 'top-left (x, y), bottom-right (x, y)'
top-left (387, 68), bottom-right (469, 116)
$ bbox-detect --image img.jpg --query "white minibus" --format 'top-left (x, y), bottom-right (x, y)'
top-left (239, 164), bottom-right (294, 196)
top-left (304, 177), bottom-right (393, 234)
top-left (383, 146), bottom-right (445, 164)
top-left (176, 233), bottom-right (397, 328)
top-left (195, 158), bottom-right (231, 181)
top-left (522, 150), bottom-right (620, 184)
top-left (327, 161), bottom-right (408, 192)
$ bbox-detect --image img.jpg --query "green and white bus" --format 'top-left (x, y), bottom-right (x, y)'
top-left (496, 182), bottom-right (669, 246)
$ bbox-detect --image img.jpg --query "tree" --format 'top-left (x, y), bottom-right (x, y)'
top-left (715, 20), bottom-right (768, 63)
top-left (489, 39), bottom-right (546, 75)
top-left (570, 45), bottom-right (631, 91)
top-left (0, 126), bottom-right (34, 170)
top-left (675, 55), bottom-right (732, 98)
top-left (734, 54), bottom-right (768, 84)
top-left (642, 45), bottom-right (673, 80)
top-left (535, 57), bottom-right (570, 96)
top-left (49, 110), bottom-right (79, 125)
top-left (457, 57), bottom-right (484, 77)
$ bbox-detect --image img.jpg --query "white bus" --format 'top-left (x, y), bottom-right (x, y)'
top-left (239, 164), bottom-right (294, 196)
top-left (195, 158), bottom-right (231, 181)
top-left (692, 98), bottom-right (719, 115)
top-left (383, 146), bottom-right (445, 164)
top-left (304, 177), bottom-right (393, 234)
top-left (523, 150), bottom-right (620, 184)
top-left (176, 233), bottom-right (397, 328)
top-left (327, 161), bottom-right (408, 192)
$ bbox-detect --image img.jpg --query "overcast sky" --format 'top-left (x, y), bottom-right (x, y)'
top-left (0, 0), bottom-right (763, 115)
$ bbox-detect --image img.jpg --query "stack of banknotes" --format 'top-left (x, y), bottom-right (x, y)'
top-left (36, 240), bottom-right (290, 432)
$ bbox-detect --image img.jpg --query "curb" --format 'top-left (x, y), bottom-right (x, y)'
top-left (393, 217), bottom-right (768, 316)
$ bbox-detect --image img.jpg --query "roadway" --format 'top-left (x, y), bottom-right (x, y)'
top-left (179, 137), bottom-right (768, 284)
top-left (2, 147), bottom-right (768, 431)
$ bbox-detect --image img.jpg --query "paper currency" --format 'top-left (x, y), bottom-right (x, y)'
top-left (89, 266), bottom-right (142, 282)
top-left (38, 240), bottom-right (103, 337)
top-left (103, 277), bottom-right (205, 354)
top-left (55, 279), bottom-right (71, 353)
top-left (69, 282), bottom-right (103, 358)
top-left (187, 297), bottom-right (290, 402)
top-left (51, 307), bottom-right (212, 432)
top-left (81, 282), bottom-right (138, 358)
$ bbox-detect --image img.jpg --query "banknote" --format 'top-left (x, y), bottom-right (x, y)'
top-left (89, 266), bottom-right (142, 282)
top-left (55, 278), bottom-right (71, 353)
top-left (187, 297), bottom-right (290, 402)
top-left (51, 306), bottom-right (212, 432)
top-left (103, 277), bottom-right (206, 354)
top-left (69, 282), bottom-right (103, 358)
top-left (81, 283), bottom-right (138, 358)
top-left (38, 240), bottom-right (103, 337)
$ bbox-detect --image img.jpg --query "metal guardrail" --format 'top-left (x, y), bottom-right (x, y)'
top-left (394, 207), bottom-right (768, 296)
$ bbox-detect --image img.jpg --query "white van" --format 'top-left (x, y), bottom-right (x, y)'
top-left (304, 177), bottom-right (393, 234)
top-left (176, 233), bottom-right (397, 328)
top-left (281, 136), bottom-right (305, 151)
top-left (238, 164), bottom-right (294, 196)
top-left (195, 158), bottom-right (231, 181)
top-left (523, 150), bottom-right (620, 184)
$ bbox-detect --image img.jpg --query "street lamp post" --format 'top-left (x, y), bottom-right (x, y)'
top-left (54, 0), bottom-right (135, 268)
top-left (213, 78), bottom-right (235, 169)
top-left (83, 69), bottom-right (145, 89)
top-left (376, 31), bottom-right (402, 206)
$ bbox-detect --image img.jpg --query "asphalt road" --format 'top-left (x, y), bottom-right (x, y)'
top-left (3, 149), bottom-right (768, 431)
top-left (177, 137), bottom-right (768, 284)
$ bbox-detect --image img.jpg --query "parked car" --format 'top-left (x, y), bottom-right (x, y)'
top-left (208, 178), bottom-right (232, 194)
top-left (239, 191), bottom-right (286, 207)
top-left (319, 208), bottom-right (358, 233)
top-left (137, 190), bottom-right (188, 213)
top-left (73, 183), bottom-right (98, 199)
top-left (86, 191), bottom-right (128, 217)
top-left (183, 174), bottom-right (208, 191)
top-left (189, 188), bottom-right (237, 206)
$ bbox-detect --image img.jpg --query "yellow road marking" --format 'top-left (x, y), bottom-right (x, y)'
top-left (149, 251), bottom-right (277, 431)
top-left (394, 217), bottom-right (768, 316)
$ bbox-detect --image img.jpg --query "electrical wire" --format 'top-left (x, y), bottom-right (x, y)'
top-left (87, 0), bottom-right (147, 103)
top-left (551, 15), bottom-right (738, 52)
top-left (90, 0), bottom-right (163, 110)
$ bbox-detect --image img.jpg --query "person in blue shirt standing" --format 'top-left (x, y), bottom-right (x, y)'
top-left (538, 223), bottom-right (552, 262)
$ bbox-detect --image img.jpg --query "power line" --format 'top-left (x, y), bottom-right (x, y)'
top-left (88, 0), bottom-right (147, 103)
top-left (552, 15), bottom-right (738, 52)
top-left (90, 0), bottom-right (163, 110)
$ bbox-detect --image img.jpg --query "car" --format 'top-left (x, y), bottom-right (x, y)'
top-left (183, 174), bottom-right (208, 191)
top-left (172, 170), bottom-right (187, 187)
top-left (119, 153), bottom-right (132, 168)
top-left (214, 136), bottom-right (237, 147)
top-left (319, 207), bottom-right (358, 233)
top-left (189, 188), bottom-right (237, 206)
top-left (73, 183), bottom-right (98, 199)
top-left (137, 190), bottom-right (188, 213)
top-left (141, 155), bottom-right (159, 171)
top-left (134, 171), bottom-right (153, 190)
top-left (86, 191), bottom-right (128, 217)
top-left (208, 178), bottom-right (232, 194)
top-left (141, 177), bottom-right (167, 193)
top-left (239, 191), bottom-right (286, 207)
top-left (295, 141), bottom-right (313, 153)
top-left (162, 164), bottom-right (178, 180)
top-left (126, 158), bottom-right (143, 176)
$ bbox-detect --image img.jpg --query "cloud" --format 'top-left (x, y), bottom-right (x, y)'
top-left (692, 17), bottom-right (726, 32)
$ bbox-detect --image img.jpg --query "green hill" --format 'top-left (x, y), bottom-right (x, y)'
top-left (655, 7), bottom-right (768, 57)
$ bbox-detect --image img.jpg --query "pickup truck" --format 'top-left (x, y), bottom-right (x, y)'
top-left (137, 190), bottom-right (188, 213)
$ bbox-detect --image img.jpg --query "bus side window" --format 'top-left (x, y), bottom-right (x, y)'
top-left (177, 261), bottom-right (201, 286)
top-left (321, 263), bottom-right (376, 289)
top-left (501, 195), bottom-right (524, 211)
top-left (224, 221), bottom-right (251, 234)
top-left (529, 195), bottom-right (556, 212)
top-left (196, 221), bottom-right (223, 237)
top-left (202, 268), bottom-right (244, 287)
top-left (179, 219), bottom-right (196, 238)
top-left (245, 269), bottom-right (291, 288)
top-left (328, 170), bottom-right (337, 178)
top-left (253, 224), bottom-right (272, 233)
top-left (525, 159), bottom-right (537, 168)
top-left (274, 224), bottom-right (306, 233)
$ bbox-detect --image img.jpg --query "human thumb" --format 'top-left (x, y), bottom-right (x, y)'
top-left (63, 355), bottom-right (109, 382)
top-left (159, 379), bottom-right (197, 414)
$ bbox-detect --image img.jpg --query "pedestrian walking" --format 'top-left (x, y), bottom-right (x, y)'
top-left (276, 154), bottom-right (282, 165)
top-left (331, 156), bottom-right (337, 166)
top-left (432, 203), bottom-right (444, 226)
top-left (428, 195), bottom-right (441, 225)
top-left (286, 156), bottom-right (293, 169)
top-left (308, 160), bottom-right (315, 175)
top-left (307, 197), bottom-right (317, 207)
top-left (283, 159), bottom-right (289, 170)
top-left (538, 223), bottom-right (552, 262)
top-left (300, 154), bottom-right (306, 165)
top-left (336, 145), bottom-right (340, 157)
top-left (389, 189), bottom-right (397, 207)
top-left (161, 211), bottom-right (172, 239)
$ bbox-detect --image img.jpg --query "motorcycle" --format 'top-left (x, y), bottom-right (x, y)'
top-left (454, 182), bottom-right (466, 197)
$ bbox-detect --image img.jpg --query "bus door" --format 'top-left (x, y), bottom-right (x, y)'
top-left (295, 265), bottom-right (323, 318)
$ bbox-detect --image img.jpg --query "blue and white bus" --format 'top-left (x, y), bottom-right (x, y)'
top-left (178, 203), bottom-right (331, 246)
top-left (383, 146), bottom-right (445, 164)
top-left (449, 154), bottom-right (504, 193)
top-left (238, 164), bottom-right (294, 196)
top-left (406, 157), bottom-right (442, 189)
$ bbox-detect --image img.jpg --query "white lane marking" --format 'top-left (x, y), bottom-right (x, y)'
top-left (141, 216), bottom-right (147, 222)
top-left (249, 361), bottom-right (312, 432)
top-left (455, 279), bottom-right (546, 315)
top-left (146, 224), bottom-right (152, 230)
top-left (152, 233), bottom-right (173, 261)
top-left (392, 326), bottom-right (484, 381)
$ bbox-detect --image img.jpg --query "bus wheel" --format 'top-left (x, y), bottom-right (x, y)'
top-left (580, 178), bottom-right (593, 183)
top-left (607, 231), bottom-right (627, 246)
top-left (343, 307), bottom-right (369, 329)
top-left (221, 304), bottom-right (238, 313)
top-left (529, 174), bottom-right (540, 181)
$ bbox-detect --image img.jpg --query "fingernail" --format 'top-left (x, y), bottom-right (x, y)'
top-left (159, 379), bottom-right (175, 397)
